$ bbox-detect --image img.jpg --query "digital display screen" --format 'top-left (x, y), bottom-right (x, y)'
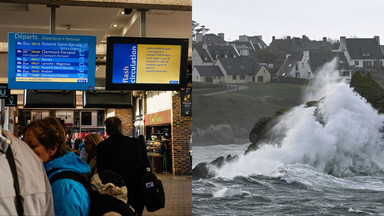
top-left (8, 33), bottom-right (96, 90)
top-left (106, 37), bottom-right (188, 90)
top-left (112, 44), bottom-right (181, 84)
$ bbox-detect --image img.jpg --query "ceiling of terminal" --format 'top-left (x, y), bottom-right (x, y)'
top-left (0, 2), bottom-right (192, 81)
top-left (0, 2), bottom-right (192, 107)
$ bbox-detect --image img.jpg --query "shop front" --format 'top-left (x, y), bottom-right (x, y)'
top-left (144, 110), bottom-right (172, 173)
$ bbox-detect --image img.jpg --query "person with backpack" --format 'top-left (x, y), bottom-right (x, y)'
top-left (0, 128), bottom-right (54, 215)
top-left (24, 117), bottom-right (91, 216)
top-left (97, 117), bottom-right (150, 216)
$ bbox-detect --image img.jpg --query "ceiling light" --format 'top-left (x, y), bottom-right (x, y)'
top-left (113, 24), bottom-right (118, 27)
top-left (121, 11), bottom-right (125, 15)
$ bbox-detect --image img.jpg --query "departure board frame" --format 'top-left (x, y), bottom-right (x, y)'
top-left (106, 37), bottom-right (189, 91)
top-left (8, 33), bottom-right (96, 90)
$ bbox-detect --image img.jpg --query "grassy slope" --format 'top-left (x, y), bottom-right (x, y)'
top-left (192, 82), bottom-right (307, 145)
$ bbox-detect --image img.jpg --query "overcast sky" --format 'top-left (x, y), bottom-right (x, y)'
top-left (192, 0), bottom-right (384, 45)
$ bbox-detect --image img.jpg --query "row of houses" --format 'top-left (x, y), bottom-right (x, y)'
top-left (192, 34), bottom-right (271, 84)
top-left (192, 33), bottom-right (384, 84)
top-left (277, 36), bottom-right (384, 80)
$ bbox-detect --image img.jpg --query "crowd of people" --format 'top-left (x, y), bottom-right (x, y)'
top-left (1, 116), bottom-right (149, 216)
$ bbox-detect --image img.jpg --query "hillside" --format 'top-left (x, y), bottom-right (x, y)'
top-left (192, 82), bottom-right (307, 146)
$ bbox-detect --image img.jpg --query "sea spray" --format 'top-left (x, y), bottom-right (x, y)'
top-left (216, 58), bottom-right (384, 178)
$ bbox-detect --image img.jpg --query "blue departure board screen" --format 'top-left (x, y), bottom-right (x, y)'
top-left (8, 33), bottom-right (96, 90)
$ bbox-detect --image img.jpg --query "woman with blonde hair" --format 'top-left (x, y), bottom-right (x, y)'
top-left (83, 133), bottom-right (103, 177)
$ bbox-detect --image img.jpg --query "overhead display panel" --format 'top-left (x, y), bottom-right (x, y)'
top-left (106, 37), bottom-right (189, 90)
top-left (8, 33), bottom-right (96, 90)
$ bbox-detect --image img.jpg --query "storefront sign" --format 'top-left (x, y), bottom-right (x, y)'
top-left (145, 110), bottom-right (171, 125)
top-left (181, 88), bottom-right (192, 116)
top-left (5, 95), bottom-right (17, 107)
top-left (0, 84), bottom-right (10, 98)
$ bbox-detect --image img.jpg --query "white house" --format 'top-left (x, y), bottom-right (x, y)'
top-left (216, 56), bottom-right (271, 83)
top-left (338, 36), bottom-right (384, 68)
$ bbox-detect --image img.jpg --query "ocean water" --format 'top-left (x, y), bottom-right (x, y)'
top-left (192, 59), bottom-right (384, 215)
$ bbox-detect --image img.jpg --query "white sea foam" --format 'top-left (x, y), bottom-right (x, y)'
top-left (216, 58), bottom-right (384, 178)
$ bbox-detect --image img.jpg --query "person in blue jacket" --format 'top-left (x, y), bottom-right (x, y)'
top-left (24, 117), bottom-right (91, 216)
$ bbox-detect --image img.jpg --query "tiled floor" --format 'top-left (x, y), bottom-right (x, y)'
top-left (143, 173), bottom-right (192, 216)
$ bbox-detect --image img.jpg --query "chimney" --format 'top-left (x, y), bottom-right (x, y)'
top-left (202, 43), bottom-right (208, 50)
top-left (218, 33), bottom-right (225, 41)
top-left (272, 36), bottom-right (275, 41)
top-left (374, 36), bottom-right (380, 45)
top-left (239, 35), bottom-right (248, 42)
top-left (303, 51), bottom-right (310, 61)
top-left (302, 35), bottom-right (307, 41)
top-left (196, 33), bottom-right (203, 42)
top-left (323, 37), bottom-right (327, 42)
top-left (339, 36), bottom-right (347, 51)
top-left (287, 36), bottom-right (291, 40)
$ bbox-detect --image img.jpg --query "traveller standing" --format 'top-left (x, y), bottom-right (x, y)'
top-left (97, 117), bottom-right (150, 216)
top-left (83, 133), bottom-right (103, 177)
top-left (24, 117), bottom-right (91, 216)
top-left (159, 140), bottom-right (168, 173)
top-left (0, 129), bottom-right (54, 215)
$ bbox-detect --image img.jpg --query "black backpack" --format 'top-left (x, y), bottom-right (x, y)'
top-left (137, 138), bottom-right (166, 212)
top-left (49, 171), bottom-right (135, 216)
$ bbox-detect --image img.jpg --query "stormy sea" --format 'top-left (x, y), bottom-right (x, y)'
top-left (192, 59), bottom-right (384, 215)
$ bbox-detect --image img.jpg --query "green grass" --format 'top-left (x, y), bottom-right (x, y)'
top-left (192, 82), bottom-right (307, 145)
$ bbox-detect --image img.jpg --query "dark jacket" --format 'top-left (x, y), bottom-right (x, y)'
top-left (97, 134), bottom-right (149, 215)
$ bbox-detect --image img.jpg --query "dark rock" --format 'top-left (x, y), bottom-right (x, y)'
top-left (192, 162), bottom-right (215, 180)
top-left (192, 154), bottom-right (240, 180)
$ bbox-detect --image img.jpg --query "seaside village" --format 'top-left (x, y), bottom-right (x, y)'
top-left (192, 24), bottom-right (384, 86)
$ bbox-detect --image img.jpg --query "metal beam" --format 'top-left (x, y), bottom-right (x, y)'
top-left (0, 0), bottom-right (192, 11)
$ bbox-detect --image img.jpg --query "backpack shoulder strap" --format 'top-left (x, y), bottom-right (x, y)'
top-left (5, 145), bottom-right (24, 216)
top-left (49, 171), bottom-right (90, 191)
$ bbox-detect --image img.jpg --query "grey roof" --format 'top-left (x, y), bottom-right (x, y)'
top-left (247, 36), bottom-right (267, 47)
top-left (269, 38), bottom-right (294, 52)
top-left (193, 45), bottom-right (212, 63)
top-left (202, 33), bottom-right (227, 46)
top-left (218, 56), bottom-right (262, 75)
top-left (332, 42), bottom-right (340, 50)
top-left (276, 53), bottom-right (303, 76)
top-left (293, 41), bottom-right (330, 52)
top-left (195, 66), bottom-right (224, 77)
top-left (309, 51), bottom-right (351, 73)
top-left (207, 45), bottom-right (239, 60)
top-left (230, 41), bottom-right (259, 53)
top-left (346, 38), bottom-right (383, 59)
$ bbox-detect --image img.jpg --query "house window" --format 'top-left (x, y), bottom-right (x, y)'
top-left (227, 65), bottom-right (232, 70)
top-left (363, 61), bottom-right (372, 67)
top-left (258, 76), bottom-right (263, 82)
top-left (307, 72), bottom-right (311, 77)
top-left (295, 72), bottom-right (300, 78)
top-left (240, 75), bottom-right (245, 80)
top-left (362, 52), bottom-right (371, 57)
top-left (295, 64), bottom-right (298, 71)
top-left (355, 61), bottom-right (359, 66)
top-left (232, 75), bottom-right (237, 80)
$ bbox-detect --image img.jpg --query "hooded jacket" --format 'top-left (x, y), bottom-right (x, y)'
top-left (45, 151), bottom-right (91, 216)
top-left (0, 132), bottom-right (54, 215)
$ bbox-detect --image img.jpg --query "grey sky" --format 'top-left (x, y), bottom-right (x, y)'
top-left (192, 0), bottom-right (384, 45)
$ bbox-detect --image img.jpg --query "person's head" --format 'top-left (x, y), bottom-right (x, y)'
top-left (105, 117), bottom-right (122, 136)
top-left (84, 133), bottom-right (102, 154)
top-left (24, 117), bottom-right (67, 163)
